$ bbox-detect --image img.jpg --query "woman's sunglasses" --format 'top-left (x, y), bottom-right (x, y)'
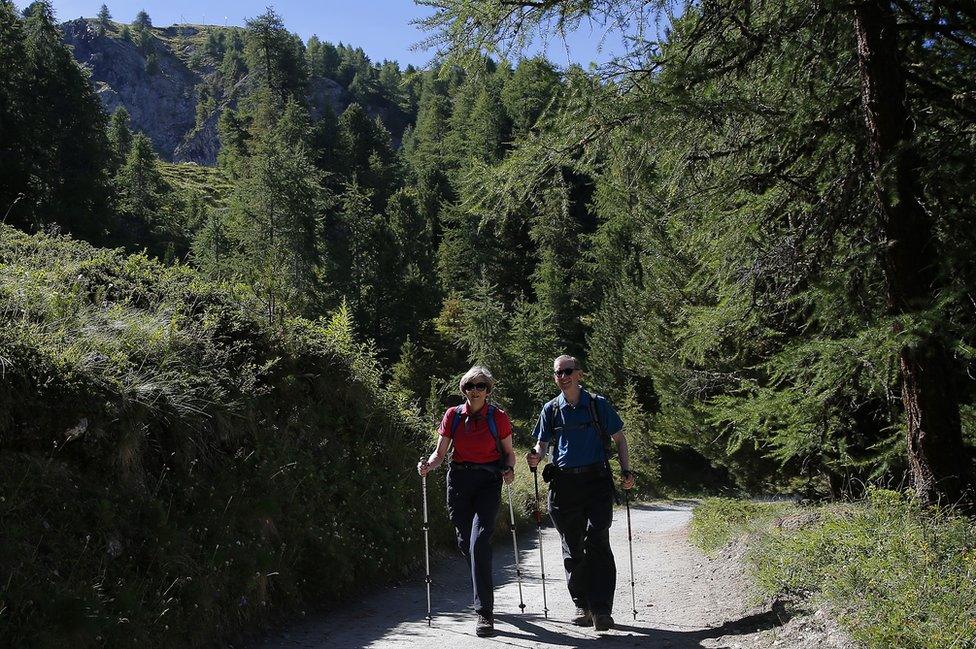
top-left (554, 368), bottom-right (578, 378)
top-left (463, 382), bottom-right (489, 391)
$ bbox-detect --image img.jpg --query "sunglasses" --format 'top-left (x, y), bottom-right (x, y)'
top-left (463, 382), bottom-right (489, 392)
top-left (554, 368), bottom-right (578, 378)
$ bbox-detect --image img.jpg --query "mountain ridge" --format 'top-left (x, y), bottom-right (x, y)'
top-left (60, 17), bottom-right (407, 165)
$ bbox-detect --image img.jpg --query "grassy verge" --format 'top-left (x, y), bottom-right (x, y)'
top-left (158, 162), bottom-right (234, 211)
top-left (690, 498), bottom-right (798, 555)
top-left (691, 491), bottom-right (976, 648)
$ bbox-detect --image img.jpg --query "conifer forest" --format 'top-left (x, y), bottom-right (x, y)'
top-left (0, 1), bottom-right (974, 647)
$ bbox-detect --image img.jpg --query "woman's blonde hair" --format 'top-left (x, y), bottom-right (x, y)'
top-left (458, 365), bottom-right (495, 396)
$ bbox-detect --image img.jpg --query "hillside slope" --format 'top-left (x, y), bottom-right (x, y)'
top-left (0, 224), bottom-right (440, 648)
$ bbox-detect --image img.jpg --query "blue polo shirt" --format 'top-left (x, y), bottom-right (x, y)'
top-left (533, 390), bottom-right (624, 469)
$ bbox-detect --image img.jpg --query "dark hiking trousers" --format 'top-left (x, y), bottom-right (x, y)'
top-left (447, 465), bottom-right (502, 616)
top-left (548, 470), bottom-right (616, 615)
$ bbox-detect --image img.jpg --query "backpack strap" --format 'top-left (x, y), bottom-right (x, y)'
top-left (585, 389), bottom-right (621, 504)
top-left (485, 404), bottom-right (505, 465)
top-left (584, 389), bottom-right (613, 461)
top-left (449, 404), bottom-right (465, 438)
top-left (545, 397), bottom-right (560, 437)
top-left (447, 404), bottom-right (464, 460)
top-left (450, 403), bottom-right (505, 467)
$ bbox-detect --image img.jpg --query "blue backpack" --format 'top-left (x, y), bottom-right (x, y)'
top-left (449, 403), bottom-right (504, 467)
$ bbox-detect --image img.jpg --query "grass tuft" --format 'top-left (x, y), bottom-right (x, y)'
top-left (692, 490), bottom-right (976, 649)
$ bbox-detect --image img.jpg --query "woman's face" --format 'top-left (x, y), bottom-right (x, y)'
top-left (462, 376), bottom-right (490, 407)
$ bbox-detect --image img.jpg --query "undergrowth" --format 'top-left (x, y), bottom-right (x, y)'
top-left (0, 225), bottom-right (464, 648)
top-left (692, 491), bottom-right (976, 648)
top-left (690, 498), bottom-right (797, 555)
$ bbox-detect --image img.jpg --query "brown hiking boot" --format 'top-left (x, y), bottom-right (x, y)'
top-left (593, 613), bottom-right (614, 631)
top-left (572, 607), bottom-right (593, 626)
top-left (475, 613), bottom-right (495, 637)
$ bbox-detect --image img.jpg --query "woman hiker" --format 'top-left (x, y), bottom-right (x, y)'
top-left (417, 366), bottom-right (517, 637)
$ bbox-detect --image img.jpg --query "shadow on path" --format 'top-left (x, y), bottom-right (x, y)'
top-left (246, 501), bottom-right (784, 649)
top-left (491, 602), bottom-right (791, 648)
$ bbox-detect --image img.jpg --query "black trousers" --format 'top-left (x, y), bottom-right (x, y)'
top-left (548, 470), bottom-right (616, 615)
top-left (447, 467), bottom-right (501, 615)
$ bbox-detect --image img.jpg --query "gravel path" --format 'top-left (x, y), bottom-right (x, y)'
top-left (248, 501), bottom-right (801, 649)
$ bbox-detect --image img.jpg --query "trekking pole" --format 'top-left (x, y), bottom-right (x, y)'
top-left (506, 482), bottom-right (526, 613)
top-left (530, 464), bottom-right (549, 619)
top-left (625, 487), bottom-right (637, 620)
top-left (421, 463), bottom-right (432, 626)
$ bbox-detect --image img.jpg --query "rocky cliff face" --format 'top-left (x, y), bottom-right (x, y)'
top-left (61, 19), bottom-right (202, 162)
top-left (60, 20), bottom-right (367, 166)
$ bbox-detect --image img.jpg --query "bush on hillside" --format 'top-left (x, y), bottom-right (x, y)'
top-left (0, 225), bottom-right (445, 648)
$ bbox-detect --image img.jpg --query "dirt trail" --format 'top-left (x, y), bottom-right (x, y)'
top-left (248, 502), bottom-right (817, 649)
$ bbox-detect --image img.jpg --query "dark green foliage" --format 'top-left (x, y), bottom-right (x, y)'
top-left (502, 56), bottom-right (560, 133)
top-left (132, 9), bottom-right (150, 29)
top-left (336, 103), bottom-right (400, 210)
top-left (96, 3), bottom-right (110, 35)
top-left (106, 106), bottom-right (133, 172)
top-left (0, 224), bottom-right (437, 648)
top-left (143, 50), bottom-right (158, 74)
top-left (219, 31), bottom-right (247, 90)
top-left (216, 99), bottom-right (326, 322)
top-left (418, 0), bottom-right (976, 503)
top-left (116, 133), bottom-right (164, 222)
top-left (244, 9), bottom-right (308, 108)
top-left (216, 107), bottom-right (249, 173)
top-left (306, 35), bottom-right (339, 78)
top-left (0, 1), bottom-right (112, 241)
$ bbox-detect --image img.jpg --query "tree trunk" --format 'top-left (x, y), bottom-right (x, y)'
top-left (853, 1), bottom-right (971, 506)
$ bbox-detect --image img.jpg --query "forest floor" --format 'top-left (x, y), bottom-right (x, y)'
top-left (244, 501), bottom-right (854, 649)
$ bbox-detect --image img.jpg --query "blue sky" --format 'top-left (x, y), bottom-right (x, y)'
top-left (26, 0), bottom-right (630, 68)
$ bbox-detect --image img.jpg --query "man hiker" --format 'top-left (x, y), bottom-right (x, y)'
top-left (526, 354), bottom-right (635, 632)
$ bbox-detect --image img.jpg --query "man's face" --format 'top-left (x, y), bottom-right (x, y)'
top-left (553, 359), bottom-right (581, 393)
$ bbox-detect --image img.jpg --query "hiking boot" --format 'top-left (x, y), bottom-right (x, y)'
top-left (571, 607), bottom-right (593, 626)
top-left (475, 613), bottom-right (495, 637)
top-left (593, 613), bottom-right (614, 632)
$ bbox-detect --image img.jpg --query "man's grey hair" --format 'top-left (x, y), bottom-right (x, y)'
top-left (458, 365), bottom-right (496, 395)
top-left (553, 354), bottom-right (580, 370)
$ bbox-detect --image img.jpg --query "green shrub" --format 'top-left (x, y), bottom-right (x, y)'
top-left (0, 225), bottom-right (444, 647)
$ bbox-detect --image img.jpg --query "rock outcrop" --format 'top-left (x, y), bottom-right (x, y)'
top-left (60, 19), bottom-right (409, 165)
top-left (62, 19), bottom-right (201, 162)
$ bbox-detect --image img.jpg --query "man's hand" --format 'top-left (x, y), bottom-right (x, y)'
top-left (502, 466), bottom-right (515, 485)
top-left (417, 459), bottom-right (431, 476)
top-left (620, 470), bottom-right (635, 490)
top-left (526, 450), bottom-right (541, 469)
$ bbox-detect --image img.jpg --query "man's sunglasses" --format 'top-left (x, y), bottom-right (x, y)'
top-left (554, 368), bottom-right (578, 378)
top-left (463, 382), bottom-right (489, 391)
